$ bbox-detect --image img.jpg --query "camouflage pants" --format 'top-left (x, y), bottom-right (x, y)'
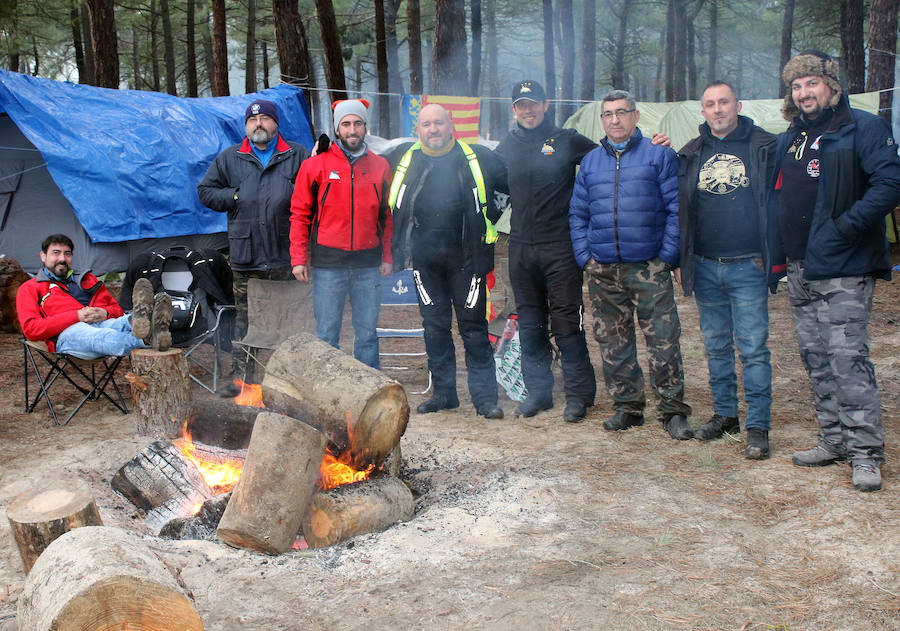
top-left (587, 259), bottom-right (691, 418)
top-left (231, 266), bottom-right (294, 377)
top-left (786, 260), bottom-right (884, 464)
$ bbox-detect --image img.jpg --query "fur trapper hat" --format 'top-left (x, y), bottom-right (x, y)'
top-left (781, 50), bottom-right (843, 121)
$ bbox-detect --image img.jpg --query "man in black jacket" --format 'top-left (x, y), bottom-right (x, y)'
top-left (776, 51), bottom-right (900, 492)
top-left (677, 81), bottom-right (780, 460)
top-left (197, 100), bottom-right (310, 384)
top-left (495, 80), bottom-right (597, 422)
top-left (389, 104), bottom-right (508, 419)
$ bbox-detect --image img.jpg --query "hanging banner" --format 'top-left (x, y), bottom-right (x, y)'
top-left (401, 94), bottom-right (482, 142)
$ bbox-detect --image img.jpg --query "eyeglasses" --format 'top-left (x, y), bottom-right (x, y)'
top-left (600, 108), bottom-right (636, 119)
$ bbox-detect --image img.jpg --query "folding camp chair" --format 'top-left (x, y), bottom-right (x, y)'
top-left (377, 270), bottom-right (431, 395)
top-left (232, 278), bottom-right (316, 380)
top-left (159, 256), bottom-right (235, 394)
top-left (22, 339), bottom-right (129, 426)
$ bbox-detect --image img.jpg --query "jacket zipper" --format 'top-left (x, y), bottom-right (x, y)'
top-left (349, 160), bottom-right (355, 251)
top-left (614, 150), bottom-right (622, 261)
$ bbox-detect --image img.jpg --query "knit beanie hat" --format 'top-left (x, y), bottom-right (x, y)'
top-left (333, 99), bottom-right (370, 132)
top-left (781, 50), bottom-right (843, 121)
top-left (245, 99), bottom-right (279, 124)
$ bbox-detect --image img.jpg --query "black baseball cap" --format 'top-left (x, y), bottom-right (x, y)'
top-left (512, 80), bottom-right (547, 104)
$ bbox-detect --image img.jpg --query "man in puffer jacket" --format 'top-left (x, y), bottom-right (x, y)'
top-left (569, 89), bottom-right (692, 440)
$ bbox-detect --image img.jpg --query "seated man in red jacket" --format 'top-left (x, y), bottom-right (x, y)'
top-left (17, 234), bottom-right (171, 359)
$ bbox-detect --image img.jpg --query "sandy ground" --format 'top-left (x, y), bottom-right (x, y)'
top-left (1, 257), bottom-right (898, 630)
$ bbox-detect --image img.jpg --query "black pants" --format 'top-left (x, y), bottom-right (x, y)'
top-left (509, 240), bottom-right (596, 405)
top-left (413, 244), bottom-right (498, 409)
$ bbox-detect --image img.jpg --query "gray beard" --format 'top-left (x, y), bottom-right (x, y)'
top-left (249, 128), bottom-right (276, 146)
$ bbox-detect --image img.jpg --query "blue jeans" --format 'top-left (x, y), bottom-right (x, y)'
top-left (54, 315), bottom-right (146, 359)
top-left (312, 266), bottom-right (381, 368)
top-left (693, 255), bottom-right (771, 430)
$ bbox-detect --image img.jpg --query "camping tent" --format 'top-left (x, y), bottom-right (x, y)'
top-left (0, 70), bottom-right (314, 274)
top-left (564, 92), bottom-right (881, 150)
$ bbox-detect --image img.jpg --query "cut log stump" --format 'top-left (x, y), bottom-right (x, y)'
top-left (18, 525), bottom-right (204, 631)
top-left (127, 348), bottom-right (192, 439)
top-left (302, 475), bottom-right (415, 548)
top-left (263, 332), bottom-right (409, 469)
top-left (7, 480), bottom-right (103, 574)
top-left (217, 411), bottom-right (326, 554)
top-left (187, 397), bottom-right (260, 450)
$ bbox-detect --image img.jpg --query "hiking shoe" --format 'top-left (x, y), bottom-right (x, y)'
top-left (662, 414), bottom-right (694, 440)
top-left (694, 414), bottom-right (740, 441)
top-left (416, 393), bottom-right (460, 414)
top-left (131, 278), bottom-right (154, 343)
top-left (792, 443), bottom-right (847, 467)
top-left (563, 401), bottom-right (587, 423)
top-left (150, 292), bottom-right (174, 351)
top-left (603, 410), bottom-right (645, 431)
top-left (515, 396), bottom-right (553, 418)
top-left (852, 462), bottom-right (882, 492)
top-left (745, 428), bottom-right (770, 460)
top-left (476, 404), bottom-right (504, 420)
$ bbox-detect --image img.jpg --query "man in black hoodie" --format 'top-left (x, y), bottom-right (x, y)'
top-left (677, 81), bottom-right (780, 461)
top-left (495, 80), bottom-right (597, 422)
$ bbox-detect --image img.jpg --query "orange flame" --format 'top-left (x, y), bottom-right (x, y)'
top-left (233, 379), bottom-right (264, 408)
top-left (318, 449), bottom-right (375, 491)
top-left (175, 422), bottom-right (244, 495)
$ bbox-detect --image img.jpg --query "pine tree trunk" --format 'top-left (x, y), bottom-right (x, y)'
top-left (246, 0), bottom-right (257, 93)
top-left (580, 0), bottom-right (596, 102)
top-left (407, 0), bottom-right (423, 94)
top-left (432, 0), bottom-right (468, 95)
top-left (186, 0), bottom-right (198, 96)
top-left (315, 0), bottom-right (348, 102)
top-left (485, 0), bottom-right (504, 138)
top-left (613, 0), bottom-right (629, 90)
top-left (70, 0), bottom-right (87, 83)
top-left (557, 0), bottom-right (574, 121)
top-left (86, 0), bottom-right (119, 88)
top-left (778, 0), bottom-right (795, 97)
top-left (841, 0), bottom-right (865, 94)
top-left (866, 0), bottom-right (899, 121)
top-left (470, 0), bottom-right (482, 97)
top-left (375, 0), bottom-right (391, 133)
top-left (150, 0), bottom-right (161, 91)
top-left (708, 0), bottom-right (717, 83)
top-left (211, 0), bottom-right (229, 96)
top-left (160, 0), bottom-right (177, 95)
top-left (542, 0), bottom-right (556, 124)
top-left (272, 0), bottom-right (315, 115)
top-left (80, 3), bottom-right (95, 84)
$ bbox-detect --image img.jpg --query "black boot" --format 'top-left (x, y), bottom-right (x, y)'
top-left (515, 395), bottom-right (553, 418)
top-left (662, 414), bottom-right (693, 440)
top-left (603, 410), bottom-right (645, 431)
top-left (417, 392), bottom-right (460, 414)
top-left (694, 414), bottom-right (740, 441)
top-left (563, 400), bottom-right (587, 423)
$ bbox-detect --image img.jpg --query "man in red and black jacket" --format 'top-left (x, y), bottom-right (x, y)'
top-left (289, 99), bottom-right (393, 369)
top-left (17, 234), bottom-right (153, 358)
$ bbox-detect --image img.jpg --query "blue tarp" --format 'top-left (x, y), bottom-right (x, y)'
top-left (0, 70), bottom-right (314, 243)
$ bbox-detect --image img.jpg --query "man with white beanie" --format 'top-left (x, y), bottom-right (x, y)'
top-left (289, 99), bottom-right (393, 368)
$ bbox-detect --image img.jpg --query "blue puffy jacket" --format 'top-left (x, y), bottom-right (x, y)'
top-left (569, 128), bottom-right (680, 267)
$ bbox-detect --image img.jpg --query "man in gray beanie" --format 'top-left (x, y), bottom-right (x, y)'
top-left (775, 50), bottom-right (900, 492)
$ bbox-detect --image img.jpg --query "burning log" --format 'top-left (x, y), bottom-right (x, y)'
top-left (187, 397), bottom-right (260, 450)
top-left (302, 475), bottom-right (414, 548)
top-left (127, 348), bottom-right (192, 439)
top-left (159, 494), bottom-right (230, 541)
top-left (18, 526), bottom-right (203, 631)
top-left (263, 333), bottom-right (409, 469)
top-left (111, 439), bottom-right (214, 513)
top-left (7, 480), bottom-right (103, 574)
top-left (217, 411), bottom-right (327, 554)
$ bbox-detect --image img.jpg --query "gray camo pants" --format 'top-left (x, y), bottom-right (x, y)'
top-left (786, 260), bottom-right (884, 464)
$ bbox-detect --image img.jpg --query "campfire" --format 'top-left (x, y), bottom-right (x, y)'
top-left (113, 332), bottom-right (412, 552)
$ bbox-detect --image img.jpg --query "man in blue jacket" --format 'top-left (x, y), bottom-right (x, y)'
top-left (570, 90), bottom-right (692, 440)
top-left (776, 51), bottom-right (900, 492)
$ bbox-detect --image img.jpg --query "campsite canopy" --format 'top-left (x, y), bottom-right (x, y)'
top-left (565, 92), bottom-right (881, 150)
top-left (0, 70), bottom-right (314, 274)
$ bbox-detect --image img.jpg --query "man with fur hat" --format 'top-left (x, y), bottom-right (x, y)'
top-left (289, 99), bottom-right (393, 368)
top-left (198, 99), bottom-right (310, 386)
top-left (776, 50), bottom-right (900, 492)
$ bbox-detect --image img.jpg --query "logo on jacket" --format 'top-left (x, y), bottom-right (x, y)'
top-left (392, 279), bottom-right (409, 296)
top-left (697, 153), bottom-right (750, 194)
top-left (329, 171), bottom-right (341, 180)
top-left (541, 139), bottom-right (556, 155)
top-left (806, 158), bottom-right (820, 177)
